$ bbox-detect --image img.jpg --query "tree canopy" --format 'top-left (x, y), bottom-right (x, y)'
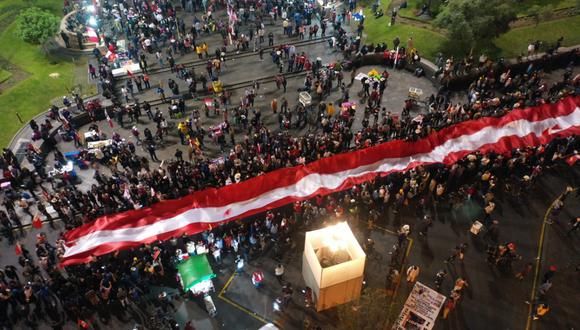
top-left (434, 0), bottom-right (517, 47)
top-left (15, 7), bottom-right (60, 45)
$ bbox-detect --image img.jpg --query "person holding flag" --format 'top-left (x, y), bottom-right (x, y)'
top-left (104, 107), bottom-right (114, 128)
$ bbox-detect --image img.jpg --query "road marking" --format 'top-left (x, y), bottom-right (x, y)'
top-left (371, 223), bottom-right (414, 324)
top-left (218, 272), bottom-right (236, 297)
top-left (525, 187), bottom-right (577, 330)
top-left (371, 223), bottom-right (398, 235)
top-left (217, 271), bottom-right (282, 327)
top-left (387, 236), bottom-right (413, 323)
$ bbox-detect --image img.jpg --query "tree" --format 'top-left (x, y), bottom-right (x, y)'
top-left (14, 7), bottom-right (60, 45)
top-left (434, 0), bottom-right (516, 49)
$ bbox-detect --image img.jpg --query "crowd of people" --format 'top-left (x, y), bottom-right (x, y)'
top-left (1, 0), bottom-right (580, 329)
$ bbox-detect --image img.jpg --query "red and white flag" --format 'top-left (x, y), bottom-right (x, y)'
top-left (104, 108), bottom-right (114, 128)
top-left (60, 97), bottom-right (580, 265)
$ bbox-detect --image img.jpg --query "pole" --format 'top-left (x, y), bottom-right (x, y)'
top-left (525, 187), bottom-right (577, 330)
top-left (16, 112), bottom-right (23, 124)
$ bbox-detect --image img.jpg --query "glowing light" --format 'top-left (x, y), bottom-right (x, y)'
top-left (86, 5), bottom-right (96, 13)
top-left (88, 16), bottom-right (98, 27)
top-left (323, 223), bottom-right (349, 253)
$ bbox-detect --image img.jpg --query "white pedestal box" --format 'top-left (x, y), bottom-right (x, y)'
top-left (302, 222), bottom-right (366, 311)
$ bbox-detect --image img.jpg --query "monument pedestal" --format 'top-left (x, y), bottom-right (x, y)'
top-left (302, 222), bottom-right (366, 311)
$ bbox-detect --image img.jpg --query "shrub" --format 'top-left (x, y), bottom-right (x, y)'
top-left (14, 7), bottom-right (60, 45)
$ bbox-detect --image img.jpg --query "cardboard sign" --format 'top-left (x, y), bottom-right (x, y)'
top-left (393, 282), bottom-right (446, 330)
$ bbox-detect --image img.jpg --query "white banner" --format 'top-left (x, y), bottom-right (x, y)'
top-left (393, 282), bottom-right (446, 330)
top-left (354, 72), bottom-right (368, 81)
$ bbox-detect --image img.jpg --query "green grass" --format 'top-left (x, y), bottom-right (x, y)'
top-left (363, 0), bottom-right (580, 61)
top-left (0, 0), bottom-right (93, 148)
top-left (0, 22), bottom-right (86, 147)
top-left (397, 0), bottom-right (577, 19)
top-left (0, 69), bottom-right (12, 84)
top-left (362, 2), bottom-right (447, 60)
top-left (398, 0), bottom-right (429, 21)
top-left (494, 15), bottom-right (580, 58)
top-left (0, 0), bottom-right (63, 21)
top-left (511, 0), bottom-right (577, 17)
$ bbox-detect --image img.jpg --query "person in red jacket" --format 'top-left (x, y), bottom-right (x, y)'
top-left (252, 270), bottom-right (264, 288)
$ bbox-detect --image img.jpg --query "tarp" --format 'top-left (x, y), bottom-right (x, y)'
top-left (177, 254), bottom-right (215, 291)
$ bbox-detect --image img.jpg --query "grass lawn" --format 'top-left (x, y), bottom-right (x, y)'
top-left (397, 0), bottom-right (577, 19)
top-left (512, 0), bottom-right (577, 17)
top-left (494, 15), bottom-right (580, 58)
top-left (361, 1), bottom-right (447, 60)
top-left (398, 0), bottom-right (429, 21)
top-left (0, 0), bottom-right (93, 148)
top-left (0, 69), bottom-right (12, 84)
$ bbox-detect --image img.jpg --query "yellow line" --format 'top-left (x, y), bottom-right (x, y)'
top-left (218, 294), bottom-right (270, 324)
top-left (218, 272), bottom-right (236, 296)
top-left (525, 187), bottom-right (577, 330)
top-left (217, 271), bottom-right (281, 327)
top-left (370, 222), bottom-right (414, 321)
top-left (371, 223), bottom-right (398, 235)
top-left (387, 237), bottom-right (413, 324)
top-left (404, 237), bottom-right (413, 260)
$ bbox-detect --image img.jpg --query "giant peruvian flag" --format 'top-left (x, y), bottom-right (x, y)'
top-left (60, 96), bottom-right (580, 265)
